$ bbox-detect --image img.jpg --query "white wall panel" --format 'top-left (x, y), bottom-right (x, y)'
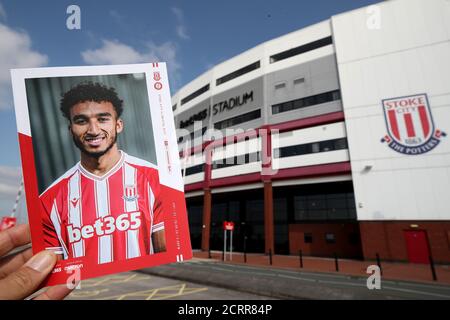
top-left (183, 172), bottom-right (204, 185)
top-left (272, 150), bottom-right (349, 170)
top-left (273, 122), bottom-right (346, 148)
top-left (181, 152), bottom-right (204, 168)
top-left (333, 0), bottom-right (450, 221)
top-left (211, 162), bottom-right (261, 179)
top-left (212, 137), bottom-right (261, 161)
top-left (211, 183), bottom-right (263, 194)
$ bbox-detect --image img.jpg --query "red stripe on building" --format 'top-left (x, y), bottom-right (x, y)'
top-left (418, 105), bottom-right (430, 138)
top-left (185, 182), bottom-right (204, 192)
top-left (184, 162), bottom-right (352, 192)
top-left (180, 112), bottom-right (345, 158)
top-left (388, 110), bottom-right (401, 140)
top-left (270, 111), bottom-right (345, 133)
top-left (271, 162), bottom-right (351, 181)
top-left (210, 129), bottom-right (259, 149)
top-left (209, 172), bottom-right (262, 188)
top-left (179, 142), bottom-right (208, 158)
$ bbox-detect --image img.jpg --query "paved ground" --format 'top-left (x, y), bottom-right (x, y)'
top-left (195, 250), bottom-right (450, 285)
top-left (64, 254), bottom-right (450, 300)
top-left (139, 258), bottom-right (450, 300)
top-left (66, 271), bottom-right (275, 300)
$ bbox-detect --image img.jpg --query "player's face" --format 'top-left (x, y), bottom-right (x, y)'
top-left (69, 101), bottom-right (123, 158)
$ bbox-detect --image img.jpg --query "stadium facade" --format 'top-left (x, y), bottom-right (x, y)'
top-left (171, 0), bottom-right (450, 263)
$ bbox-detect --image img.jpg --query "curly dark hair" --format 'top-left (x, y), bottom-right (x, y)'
top-left (60, 82), bottom-right (123, 120)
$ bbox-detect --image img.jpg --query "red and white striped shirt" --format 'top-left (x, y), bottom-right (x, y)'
top-left (40, 151), bottom-right (164, 264)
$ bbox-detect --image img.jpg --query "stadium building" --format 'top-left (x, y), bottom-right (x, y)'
top-left (171, 0), bottom-right (450, 263)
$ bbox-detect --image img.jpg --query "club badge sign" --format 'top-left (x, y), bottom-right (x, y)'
top-left (11, 63), bottom-right (192, 286)
top-left (223, 221), bottom-right (235, 231)
top-left (381, 93), bottom-right (446, 155)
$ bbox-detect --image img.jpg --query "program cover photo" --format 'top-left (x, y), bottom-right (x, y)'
top-left (10, 63), bottom-right (192, 286)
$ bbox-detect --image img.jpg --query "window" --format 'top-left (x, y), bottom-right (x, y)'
top-left (334, 138), bottom-right (347, 150)
top-left (320, 140), bottom-right (334, 152)
top-left (282, 101), bottom-right (293, 112)
top-left (293, 77), bottom-right (305, 85)
top-left (271, 90), bottom-right (341, 115)
top-left (327, 194), bottom-right (348, 219)
top-left (184, 164), bottom-right (204, 176)
top-left (272, 105), bottom-right (280, 114)
top-left (294, 196), bottom-right (308, 220)
top-left (347, 193), bottom-right (357, 219)
top-left (293, 99), bottom-right (304, 109)
top-left (274, 82), bottom-right (286, 90)
top-left (178, 126), bottom-right (208, 143)
top-left (181, 84), bottom-right (210, 105)
top-left (216, 61), bottom-right (260, 85)
top-left (292, 190), bottom-right (356, 222)
top-left (172, 104), bottom-right (177, 111)
top-left (332, 91), bottom-right (341, 100)
top-left (308, 195), bottom-right (327, 220)
top-left (270, 36), bottom-right (333, 63)
top-left (325, 233), bottom-right (336, 244)
top-left (186, 197), bottom-right (204, 249)
top-left (214, 109), bottom-right (261, 130)
top-left (304, 233), bottom-right (313, 244)
top-left (276, 181), bottom-right (356, 223)
top-left (274, 137), bottom-right (348, 159)
top-left (311, 142), bottom-right (320, 153)
top-left (213, 152), bottom-right (260, 170)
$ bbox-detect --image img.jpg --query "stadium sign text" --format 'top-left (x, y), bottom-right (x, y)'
top-left (178, 91), bottom-right (255, 129)
top-left (212, 91), bottom-right (254, 115)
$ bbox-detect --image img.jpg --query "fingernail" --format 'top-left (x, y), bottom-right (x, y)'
top-left (25, 251), bottom-right (55, 272)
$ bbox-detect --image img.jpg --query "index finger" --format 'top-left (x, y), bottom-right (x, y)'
top-left (0, 224), bottom-right (31, 258)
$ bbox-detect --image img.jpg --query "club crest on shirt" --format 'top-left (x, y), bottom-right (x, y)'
top-left (70, 197), bottom-right (79, 207)
top-left (123, 185), bottom-right (139, 202)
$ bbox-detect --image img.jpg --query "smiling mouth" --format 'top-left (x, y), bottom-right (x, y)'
top-left (84, 136), bottom-right (106, 147)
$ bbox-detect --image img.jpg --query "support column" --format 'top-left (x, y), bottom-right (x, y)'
top-left (264, 181), bottom-right (274, 254)
top-left (202, 141), bottom-right (213, 252)
top-left (260, 126), bottom-right (274, 254)
top-left (201, 188), bottom-right (212, 251)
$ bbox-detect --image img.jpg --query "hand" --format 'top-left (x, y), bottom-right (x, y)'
top-left (0, 224), bottom-right (73, 300)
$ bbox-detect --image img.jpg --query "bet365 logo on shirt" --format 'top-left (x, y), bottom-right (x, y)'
top-left (67, 211), bottom-right (141, 243)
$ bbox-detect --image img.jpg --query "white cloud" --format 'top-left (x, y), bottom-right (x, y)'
top-left (81, 39), bottom-right (182, 89)
top-left (0, 165), bottom-right (21, 196)
top-left (171, 7), bottom-right (189, 40)
top-left (0, 23), bottom-right (48, 110)
top-left (176, 25), bottom-right (189, 40)
top-left (82, 39), bottom-right (146, 65)
top-left (0, 165), bottom-right (27, 223)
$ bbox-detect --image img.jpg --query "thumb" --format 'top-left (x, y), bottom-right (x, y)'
top-left (0, 250), bottom-right (57, 300)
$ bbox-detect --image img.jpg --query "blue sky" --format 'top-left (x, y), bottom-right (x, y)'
top-left (0, 0), bottom-right (380, 215)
